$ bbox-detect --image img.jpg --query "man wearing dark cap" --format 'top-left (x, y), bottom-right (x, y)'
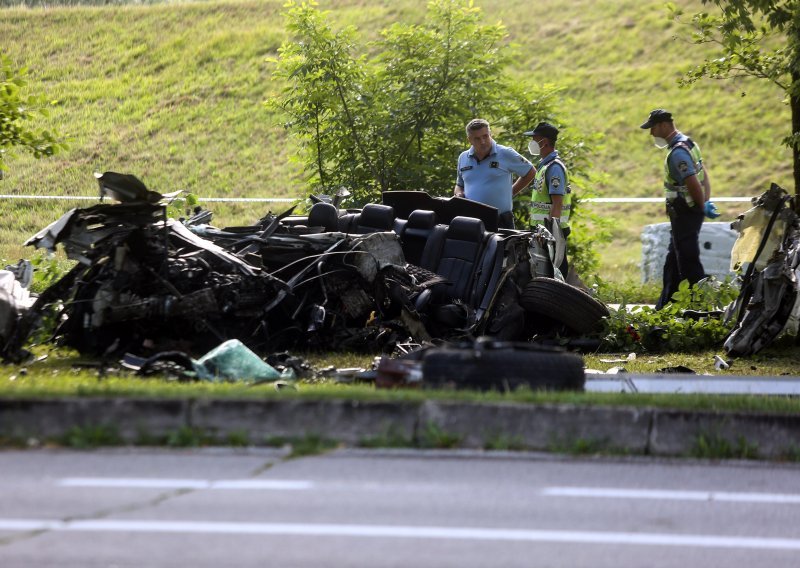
top-left (454, 118), bottom-right (536, 229)
top-left (641, 108), bottom-right (718, 309)
top-left (525, 121), bottom-right (572, 278)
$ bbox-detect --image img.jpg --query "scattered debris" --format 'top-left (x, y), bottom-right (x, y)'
top-left (654, 365), bottom-right (696, 374)
top-left (713, 355), bottom-right (731, 371)
top-left (599, 353), bottom-right (637, 364)
top-left (375, 357), bottom-right (423, 388)
top-left (122, 339), bottom-right (294, 383)
top-left (0, 260), bottom-right (36, 361)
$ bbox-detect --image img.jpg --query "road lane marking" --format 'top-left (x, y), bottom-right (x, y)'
top-left (57, 478), bottom-right (313, 490)
top-left (542, 487), bottom-right (800, 504)
top-left (0, 519), bottom-right (799, 550)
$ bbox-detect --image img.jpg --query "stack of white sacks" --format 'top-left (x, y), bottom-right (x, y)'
top-left (641, 222), bottom-right (738, 283)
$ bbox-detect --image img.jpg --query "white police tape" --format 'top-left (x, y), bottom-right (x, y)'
top-left (0, 195), bottom-right (752, 204)
top-left (583, 197), bottom-right (752, 203)
top-left (0, 195), bottom-right (296, 203)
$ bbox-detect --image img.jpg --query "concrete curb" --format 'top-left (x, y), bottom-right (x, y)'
top-left (1, 397), bottom-right (799, 459)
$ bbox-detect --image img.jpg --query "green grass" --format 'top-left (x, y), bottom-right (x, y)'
top-left (265, 434), bottom-right (339, 458)
top-left (61, 423), bottom-right (123, 448)
top-left (584, 342), bottom-right (800, 376)
top-left (0, 0), bottom-right (790, 285)
top-left (4, 345), bottom-right (800, 414)
top-left (690, 432), bottom-right (761, 460)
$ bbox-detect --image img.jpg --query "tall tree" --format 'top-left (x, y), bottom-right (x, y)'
top-left (267, 0), bottom-right (607, 277)
top-left (268, 0), bottom-right (589, 202)
top-left (670, 0), bottom-right (800, 198)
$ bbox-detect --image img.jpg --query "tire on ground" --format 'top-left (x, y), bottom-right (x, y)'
top-left (421, 343), bottom-right (584, 391)
top-left (520, 277), bottom-right (609, 335)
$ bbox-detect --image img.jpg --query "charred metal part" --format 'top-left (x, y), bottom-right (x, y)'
top-left (95, 171), bottom-right (163, 203)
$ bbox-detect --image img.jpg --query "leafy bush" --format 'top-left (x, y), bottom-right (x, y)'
top-left (165, 191), bottom-right (199, 221)
top-left (600, 277), bottom-right (740, 352)
top-left (268, 0), bottom-right (608, 277)
top-left (0, 53), bottom-right (66, 174)
top-left (595, 277), bottom-right (663, 305)
top-left (29, 252), bottom-right (70, 293)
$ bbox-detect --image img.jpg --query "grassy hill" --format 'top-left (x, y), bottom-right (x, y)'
top-left (0, 0), bottom-right (791, 286)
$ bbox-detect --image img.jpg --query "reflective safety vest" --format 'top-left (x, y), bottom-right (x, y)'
top-left (530, 158), bottom-right (572, 228)
top-left (664, 139), bottom-right (705, 206)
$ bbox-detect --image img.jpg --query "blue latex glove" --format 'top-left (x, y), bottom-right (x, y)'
top-left (704, 201), bottom-right (720, 219)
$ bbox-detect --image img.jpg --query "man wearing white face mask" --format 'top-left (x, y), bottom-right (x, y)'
top-left (454, 118), bottom-right (536, 229)
top-left (640, 108), bottom-right (717, 309)
top-left (524, 121), bottom-right (571, 278)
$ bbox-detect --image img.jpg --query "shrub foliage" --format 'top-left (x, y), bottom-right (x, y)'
top-left (267, 0), bottom-right (606, 275)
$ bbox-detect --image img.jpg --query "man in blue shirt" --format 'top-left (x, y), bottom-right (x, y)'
top-left (641, 108), bottom-right (718, 309)
top-left (454, 118), bottom-right (536, 229)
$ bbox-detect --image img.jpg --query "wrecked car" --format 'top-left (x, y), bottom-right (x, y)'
top-left (724, 183), bottom-right (800, 356)
top-left (0, 172), bottom-right (609, 362)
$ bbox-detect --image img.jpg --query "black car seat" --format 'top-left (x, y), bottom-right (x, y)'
top-left (355, 204), bottom-right (395, 233)
top-left (337, 212), bottom-right (359, 233)
top-left (470, 232), bottom-right (506, 313)
top-left (307, 202), bottom-right (339, 232)
top-left (429, 216), bottom-right (487, 303)
top-left (337, 204), bottom-right (395, 234)
top-left (412, 216), bottom-right (488, 328)
top-left (397, 209), bottom-right (438, 266)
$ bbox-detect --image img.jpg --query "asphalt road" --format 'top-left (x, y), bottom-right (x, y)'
top-left (1, 448), bottom-right (799, 567)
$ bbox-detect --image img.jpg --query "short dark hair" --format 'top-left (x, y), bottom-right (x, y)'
top-left (466, 118), bottom-right (490, 136)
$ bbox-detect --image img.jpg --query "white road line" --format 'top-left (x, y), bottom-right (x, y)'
top-left (57, 478), bottom-right (313, 490)
top-left (0, 519), bottom-right (798, 550)
top-left (542, 487), bottom-right (800, 504)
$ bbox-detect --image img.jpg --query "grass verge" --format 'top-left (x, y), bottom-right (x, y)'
top-left (3, 347), bottom-right (800, 415)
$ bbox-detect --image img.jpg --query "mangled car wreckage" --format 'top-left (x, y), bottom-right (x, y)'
top-left (723, 183), bottom-right (800, 356)
top-left (0, 172), bottom-right (608, 366)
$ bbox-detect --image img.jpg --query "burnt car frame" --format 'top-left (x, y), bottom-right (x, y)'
top-left (1, 174), bottom-right (608, 362)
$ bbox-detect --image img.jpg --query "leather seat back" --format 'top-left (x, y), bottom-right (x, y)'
top-left (337, 204), bottom-right (395, 234)
top-left (431, 216), bottom-right (486, 302)
top-left (355, 204), bottom-right (395, 233)
top-left (307, 202), bottom-right (339, 232)
top-left (470, 233), bottom-right (505, 309)
top-left (337, 212), bottom-right (358, 233)
top-left (398, 209), bottom-right (437, 266)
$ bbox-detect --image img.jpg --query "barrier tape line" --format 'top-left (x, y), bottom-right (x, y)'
top-left (0, 195), bottom-right (753, 204)
top-left (0, 194), bottom-right (295, 203)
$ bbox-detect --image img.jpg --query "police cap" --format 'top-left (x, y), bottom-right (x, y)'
top-left (523, 121), bottom-right (559, 142)
top-left (640, 109), bottom-right (673, 129)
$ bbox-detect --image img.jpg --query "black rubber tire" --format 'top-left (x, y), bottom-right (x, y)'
top-left (520, 277), bottom-right (609, 335)
top-left (421, 342), bottom-right (584, 391)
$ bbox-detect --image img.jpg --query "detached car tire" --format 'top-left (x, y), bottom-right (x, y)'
top-left (421, 340), bottom-right (584, 391)
top-left (521, 277), bottom-right (609, 334)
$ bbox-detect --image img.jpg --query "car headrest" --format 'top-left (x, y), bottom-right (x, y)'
top-left (307, 202), bottom-right (339, 231)
top-left (359, 204), bottom-right (395, 230)
top-left (407, 209), bottom-right (437, 230)
top-left (446, 216), bottom-right (485, 242)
